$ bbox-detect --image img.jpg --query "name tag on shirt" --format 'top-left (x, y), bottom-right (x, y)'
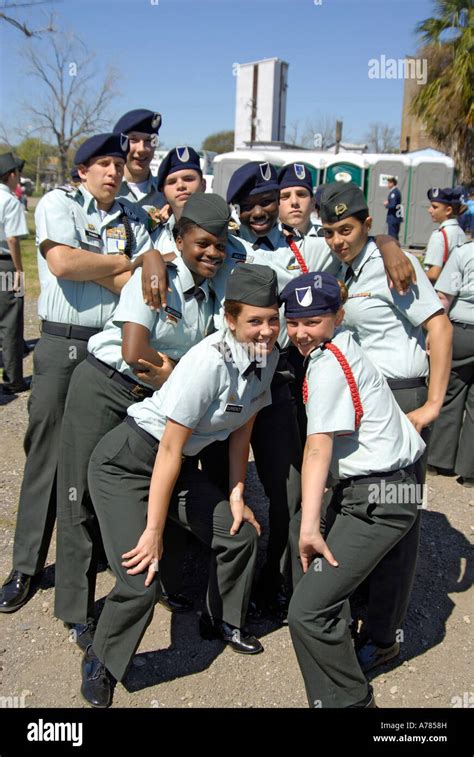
top-left (225, 403), bottom-right (243, 413)
top-left (231, 252), bottom-right (247, 261)
top-left (348, 292), bottom-right (372, 299)
top-left (76, 229), bottom-right (101, 249)
top-left (164, 305), bottom-right (182, 320)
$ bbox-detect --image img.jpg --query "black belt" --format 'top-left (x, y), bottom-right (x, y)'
top-left (0, 254), bottom-right (12, 260)
top-left (87, 353), bottom-right (154, 399)
top-left (125, 416), bottom-right (160, 448)
top-left (387, 377), bottom-right (426, 390)
top-left (338, 463), bottom-right (416, 488)
top-left (453, 320), bottom-right (474, 330)
top-left (41, 320), bottom-right (101, 341)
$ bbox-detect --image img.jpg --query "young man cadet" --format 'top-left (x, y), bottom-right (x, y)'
top-left (318, 181), bottom-right (452, 672)
top-left (113, 108), bottom-right (164, 228)
top-left (278, 164), bottom-right (327, 254)
top-left (424, 186), bottom-right (466, 284)
top-left (0, 152), bottom-right (29, 394)
top-left (0, 133), bottom-right (154, 614)
top-left (153, 146), bottom-right (205, 254)
top-left (384, 176), bottom-right (403, 241)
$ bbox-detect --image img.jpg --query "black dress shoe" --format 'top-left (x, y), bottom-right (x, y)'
top-left (81, 645), bottom-right (114, 708)
top-left (0, 570), bottom-right (32, 613)
top-left (64, 619), bottom-right (96, 651)
top-left (158, 592), bottom-right (193, 613)
top-left (199, 614), bottom-right (263, 655)
top-left (357, 640), bottom-right (400, 673)
top-left (247, 589), bottom-right (289, 624)
top-left (2, 379), bottom-right (31, 395)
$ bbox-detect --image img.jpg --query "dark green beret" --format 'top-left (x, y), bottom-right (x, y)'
top-left (320, 181), bottom-right (368, 223)
top-left (225, 263), bottom-right (278, 307)
top-left (180, 193), bottom-right (230, 237)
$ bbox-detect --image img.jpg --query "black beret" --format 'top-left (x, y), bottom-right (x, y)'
top-left (113, 109), bottom-right (161, 136)
top-left (157, 146), bottom-right (202, 191)
top-left (278, 163), bottom-right (313, 193)
top-left (320, 181), bottom-right (368, 223)
top-left (0, 152), bottom-right (24, 176)
top-left (225, 263), bottom-right (278, 307)
top-left (74, 133), bottom-right (128, 165)
top-left (226, 161), bottom-right (279, 204)
top-left (180, 193), bottom-right (230, 237)
top-left (280, 272), bottom-right (341, 318)
top-left (427, 186), bottom-right (465, 205)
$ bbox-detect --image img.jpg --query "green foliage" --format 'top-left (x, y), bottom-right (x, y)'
top-left (411, 0), bottom-right (473, 183)
top-left (202, 131), bottom-right (234, 154)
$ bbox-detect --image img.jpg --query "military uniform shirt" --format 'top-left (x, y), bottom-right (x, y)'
top-left (0, 183), bottom-right (28, 255)
top-left (88, 256), bottom-right (215, 384)
top-left (153, 215), bottom-right (177, 254)
top-left (35, 185), bottom-right (152, 327)
top-left (213, 224), bottom-right (339, 347)
top-left (435, 241), bottom-right (474, 325)
top-left (117, 175), bottom-right (164, 242)
top-left (128, 328), bottom-right (279, 455)
top-left (340, 239), bottom-right (443, 379)
top-left (306, 329), bottom-right (425, 481)
top-left (424, 218), bottom-right (466, 268)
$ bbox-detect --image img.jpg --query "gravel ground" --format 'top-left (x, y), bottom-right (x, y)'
top-left (0, 298), bottom-right (472, 710)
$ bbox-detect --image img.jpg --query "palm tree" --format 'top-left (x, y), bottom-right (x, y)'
top-left (410, 1), bottom-right (473, 183)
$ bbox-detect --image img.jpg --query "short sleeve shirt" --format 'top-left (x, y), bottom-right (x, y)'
top-left (435, 241), bottom-right (474, 325)
top-left (424, 219), bottom-right (466, 268)
top-left (0, 184), bottom-right (28, 255)
top-left (88, 256), bottom-right (216, 383)
top-left (35, 185), bottom-right (152, 327)
top-left (340, 239), bottom-right (443, 378)
top-left (128, 329), bottom-right (279, 455)
top-left (305, 329), bottom-right (425, 480)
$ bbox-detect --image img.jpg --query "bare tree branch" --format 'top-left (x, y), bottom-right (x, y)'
top-left (0, 1), bottom-right (57, 37)
top-left (21, 33), bottom-right (119, 181)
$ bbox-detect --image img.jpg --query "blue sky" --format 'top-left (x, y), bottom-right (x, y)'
top-left (0, 0), bottom-right (435, 148)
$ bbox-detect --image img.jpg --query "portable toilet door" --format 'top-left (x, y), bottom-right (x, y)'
top-left (323, 153), bottom-right (368, 191)
top-left (365, 154), bottom-right (411, 236)
top-left (404, 156), bottom-right (455, 248)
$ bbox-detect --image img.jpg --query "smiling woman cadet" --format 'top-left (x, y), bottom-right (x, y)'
top-left (318, 181), bottom-right (452, 673)
top-left (280, 272), bottom-right (425, 708)
top-left (54, 193), bottom-right (228, 649)
top-left (80, 263), bottom-right (280, 708)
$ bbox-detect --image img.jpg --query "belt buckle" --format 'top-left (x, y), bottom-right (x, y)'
top-left (130, 384), bottom-right (148, 399)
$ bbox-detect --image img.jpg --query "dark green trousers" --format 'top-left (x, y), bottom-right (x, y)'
top-left (250, 383), bottom-right (302, 596)
top-left (54, 357), bottom-right (156, 623)
top-left (88, 420), bottom-right (259, 682)
top-left (428, 322), bottom-right (474, 478)
top-left (0, 259), bottom-right (24, 388)
top-left (12, 332), bottom-right (89, 575)
top-left (361, 383), bottom-right (429, 645)
top-left (288, 470), bottom-right (418, 707)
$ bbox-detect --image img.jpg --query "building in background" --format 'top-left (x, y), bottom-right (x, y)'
top-left (234, 58), bottom-right (289, 150)
top-left (400, 57), bottom-right (440, 153)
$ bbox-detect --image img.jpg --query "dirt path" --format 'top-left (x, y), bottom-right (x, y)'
top-left (0, 300), bottom-right (472, 710)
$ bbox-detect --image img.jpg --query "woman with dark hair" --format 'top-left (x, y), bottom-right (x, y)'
top-left (81, 263), bottom-right (281, 708)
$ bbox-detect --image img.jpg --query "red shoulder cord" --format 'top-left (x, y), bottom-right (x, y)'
top-left (286, 236), bottom-right (309, 274)
top-left (440, 227), bottom-right (449, 265)
top-left (302, 341), bottom-right (364, 429)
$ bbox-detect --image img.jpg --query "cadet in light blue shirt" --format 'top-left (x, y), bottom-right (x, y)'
top-left (0, 133), bottom-right (154, 616)
top-left (81, 264), bottom-right (280, 708)
top-left (280, 271), bottom-right (424, 709)
top-left (0, 152), bottom-right (28, 392)
top-left (429, 240), bottom-right (474, 484)
top-left (319, 181), bottom-right (452, 675)
top-left (424, 186), bottom-right (466, 284)
top-left (153, 146), bottom-right (205, 251)
top-left (54, 193), bottom-right (229, 639)
top-left (113, 109), bottom-right (165, 233)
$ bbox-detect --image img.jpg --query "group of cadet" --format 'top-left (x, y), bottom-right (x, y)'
top-left (0, 107), bottom-right (472, 709)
